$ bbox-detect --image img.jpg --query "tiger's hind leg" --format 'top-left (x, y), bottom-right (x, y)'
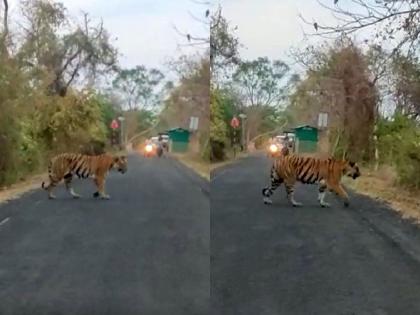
top-left (64, 173), bottom-right (82, 199)
top-left (262, 167), bottom-right (283, 205)
top-left (318, 179), bottom-right (330, 208)
top-left (284, 179), bottom-right (302, 207)
top-left (42, 177), bottom-right (59, 199)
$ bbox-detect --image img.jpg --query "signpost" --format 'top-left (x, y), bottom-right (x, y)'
top-left (239, 113), bottom-right (247, 152)
top-left (110, 119), bottom-right (119, 130)
top-left (189, 116), bottom-right (199, 131)
top-left (230, 116), bottom-right (240, 129)
top-left (318, 112), bottom-right (328, 129)
top-left (110, 119), bottom-right (119, 145)
top-left (230, 117), bottom-right (240, 157)
top-left (118, 116), bottom-right (125, 146)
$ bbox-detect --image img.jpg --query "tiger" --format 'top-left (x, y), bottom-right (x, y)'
top-left (262, 149), bottom-right (360, 208)
top-left (41, 153), bottom-right (128, 200)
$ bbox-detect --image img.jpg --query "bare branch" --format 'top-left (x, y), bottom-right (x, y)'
top-left (301, 0), bottom-right (420, 57)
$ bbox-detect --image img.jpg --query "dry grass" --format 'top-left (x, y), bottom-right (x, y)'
top-left (343, 165), bottom-right (420, 222)
top-left (0, 173), bottom-right (47, 205)
top-left (172, 153), bottom-right (210, 180)
top-left (210, 152), bottom-right (248, 171)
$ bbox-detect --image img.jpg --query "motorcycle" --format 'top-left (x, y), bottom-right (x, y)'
top-left (156, 143), bottom-right (163, 157)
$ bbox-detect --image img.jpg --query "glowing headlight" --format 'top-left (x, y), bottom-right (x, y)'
top-left (269, 144), bottom-right (278, 153)
top-left (145, 144), bottom-right (153, 152)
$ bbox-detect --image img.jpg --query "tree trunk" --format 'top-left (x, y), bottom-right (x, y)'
top-left (1, 0), bottom-right (9, 58)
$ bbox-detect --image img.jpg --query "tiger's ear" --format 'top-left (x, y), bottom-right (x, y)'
top-left (349, 161), bottom-right (356, 167)
top-left (113, 156), bottom-right (121, 163)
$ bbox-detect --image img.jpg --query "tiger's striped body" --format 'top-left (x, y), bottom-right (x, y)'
top-left (41, 153), bottom-right (128, 200)
top-left (262, 152), bottom-right (360, 208)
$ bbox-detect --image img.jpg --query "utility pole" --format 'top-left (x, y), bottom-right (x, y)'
top-left (118, 116), bottom-right (125, 147)
top-left (239, 113), bottom-right (247, 151)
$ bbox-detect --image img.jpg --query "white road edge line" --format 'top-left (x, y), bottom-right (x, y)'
top-left (0, 217), bottom-right (10, 227)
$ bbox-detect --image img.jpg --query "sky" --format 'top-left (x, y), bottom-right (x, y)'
top-left (7, 0), bottom-right (209, 70)
top-left (4, 0), bottom-right (365, 71)
top-left (219, 0), bottom-right (366, 67)
top-left (219, 0), bottom-right (395, 115)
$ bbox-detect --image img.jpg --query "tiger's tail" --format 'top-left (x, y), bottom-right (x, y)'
top-left (42, 160), bottom-right (54, 190)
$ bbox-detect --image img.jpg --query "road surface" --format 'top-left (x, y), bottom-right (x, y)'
top-left (0, 153), bottom-right (209, 315)
top-left (211, 154), bottom-right (420, 315)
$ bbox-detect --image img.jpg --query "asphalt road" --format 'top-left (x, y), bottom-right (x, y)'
top-left (211, 154), bottom-right (420, 315)
top-left (0, 153), bottom-right (209, 315)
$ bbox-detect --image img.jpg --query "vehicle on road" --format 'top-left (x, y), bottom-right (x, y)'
top-left (143, 137), bottom-right (164, 158)
top-left (283, 132), bottom-right (296, 151)
top-left (143, 140), bottom-right (157, 157)
top-left (158, 133), bottom-right (169, 152)
top-left (267, 133), bottom-right (295, 157)
top-left (267, 135), bottom-right (286, 157)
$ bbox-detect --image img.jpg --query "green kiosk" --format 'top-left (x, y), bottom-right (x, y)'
top-left (293, 125), bottom-right (318, 153)
top-left (167, 127), bottom-right (190, 153)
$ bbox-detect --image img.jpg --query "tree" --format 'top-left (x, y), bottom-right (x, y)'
top-left (391, 54), bottom-right (420, 118)
top-left (160, 55), bottom-right (210, 154)
top-left (233, 57), bottom-right (290, 107)
top-left (121, 109), bottom-right (156, 143)
top-left (174, 3), bottom-right (240, 81)
top-left (112, 66), bottom-right (165, 110)
top-left (18, 0), bottom-right (118, 96)
top-left (303, 0), bottom-right (420, 58)
top-left (1, 0), bottom-right (9, 57)
top-left (210, 7), bottom-right (241, 75)
top-left (173, 0), bottom-right (210, 49)
top-left (288, 41), bottom-right (378, 160)
top-left (210, 90), bottom-right (228, 161)
top-left (230, 57), bottom-right (291, 143)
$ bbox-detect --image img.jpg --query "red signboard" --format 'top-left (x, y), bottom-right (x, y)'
top-left (230, 116), bottom-right (240, 128)
top-left (110, 119), bottom-right (119, 129)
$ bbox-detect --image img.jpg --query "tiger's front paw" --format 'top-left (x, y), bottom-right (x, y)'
top-left (263, 197), bottom-right (273, 205)
top-left (93, 191), bottom-right (110, 199)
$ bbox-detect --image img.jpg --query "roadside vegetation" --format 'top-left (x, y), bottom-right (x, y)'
top-left (210, 1), bottom-right (420, 219)
top-left (290, 1), bottom-right (420, 219)
top-left (209, 8), bottom-right (292, 162)
top-left (0, 0), bottom-right (120, 186)
top-left (0, 0), bottom-right (205, 188)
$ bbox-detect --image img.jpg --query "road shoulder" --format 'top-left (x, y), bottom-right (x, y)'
top-left (0, 173), bottom-right (46, 205)
top-left (169, 155), bottom-right (209, 197)
top-left (171, 153), bottom-right (209, 181)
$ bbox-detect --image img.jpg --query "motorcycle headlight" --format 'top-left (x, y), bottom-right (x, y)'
top-left (269, 144), bottom-right (278, 153)
top-left (145, 144), bottom-right (153, 152)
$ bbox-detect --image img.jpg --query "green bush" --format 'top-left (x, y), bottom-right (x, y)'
top-left (36, 90), bottom-right (107, 154)
top-left (377, 113), bottom-right (420, 188)
top-left (210, 91), bottom-right (228, 161)
top-left (0, 61), bottom-right (110, 186)
top-left (0, 61), bottom-right (36, 185)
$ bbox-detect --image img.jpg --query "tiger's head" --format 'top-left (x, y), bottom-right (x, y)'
top-left (113, 155), bottom-right (128, 174)
top-left (343, 160), bottom-right (361, 180)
